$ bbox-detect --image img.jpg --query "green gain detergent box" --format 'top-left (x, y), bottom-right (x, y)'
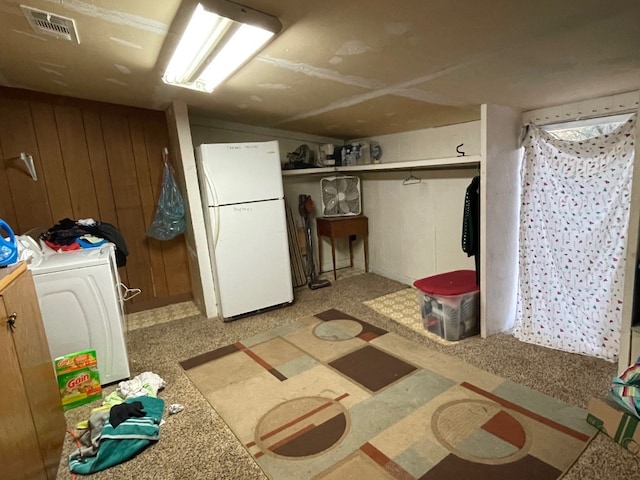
top-left (55, 349), bottom-right (102, 411)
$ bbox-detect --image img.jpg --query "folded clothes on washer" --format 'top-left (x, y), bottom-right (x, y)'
top-left (40, 218), bottom-right (129, 266)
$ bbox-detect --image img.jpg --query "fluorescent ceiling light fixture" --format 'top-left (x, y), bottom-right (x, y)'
top-left (163, 1), bottom-right (281, 93)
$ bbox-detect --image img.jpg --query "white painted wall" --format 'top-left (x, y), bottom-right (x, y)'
top-left (287, 169), bottom-right (478, 283)
top-left (480, 104), bottom-right (522, 336)
top-left (362, 169), bottom-right (476, 285)
top-left (190, 116), bottom-right (340, 164)
top-left (166, 101), bottom-right (217, 319)
top-left (356, 120), bottom-right (480, 161)
top-left (289, 121), bottom-right (482, 280)
top-left (357, 121), bottom-right (480, 284)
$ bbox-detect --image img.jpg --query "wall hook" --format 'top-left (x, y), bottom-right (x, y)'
top-left (456, 143), bottom-right (465, 157)
top-left (4, 152), bottom-right (37, 181)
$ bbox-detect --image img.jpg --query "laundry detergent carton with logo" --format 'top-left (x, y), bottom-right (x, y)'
top-left (55, 349), bottom-right (102, 410)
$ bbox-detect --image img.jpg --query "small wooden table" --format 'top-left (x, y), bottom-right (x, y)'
top-left (316, 215), bottom-right (369, 280)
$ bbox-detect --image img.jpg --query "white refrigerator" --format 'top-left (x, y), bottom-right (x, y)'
top-left (196, 140), bottom-right (293, 320)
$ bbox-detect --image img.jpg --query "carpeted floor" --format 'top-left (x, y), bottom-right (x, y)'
top-left (55, 272), bottom-right (640, 479)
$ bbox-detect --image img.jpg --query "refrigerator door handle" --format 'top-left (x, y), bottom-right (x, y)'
top-left (205, 173), bottom-right (221, 247)
top-left (212, 205), bottom-right (220, 248)
top-left (205, 174), bottom-right (219, 207)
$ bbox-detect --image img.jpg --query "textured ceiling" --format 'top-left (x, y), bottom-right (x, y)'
top-left (1, 0), bottom-right (639, 139)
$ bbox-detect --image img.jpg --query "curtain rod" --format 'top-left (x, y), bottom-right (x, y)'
top-left (521, 91), bottom-right (639, 127)
top-left (526, 109), bottom-right (637, 128)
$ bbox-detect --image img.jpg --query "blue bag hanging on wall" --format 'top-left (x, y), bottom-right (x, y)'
top-left (146, 148), bottom-right (186, 241)
top-left (0, 219), bottom-right (19, 267)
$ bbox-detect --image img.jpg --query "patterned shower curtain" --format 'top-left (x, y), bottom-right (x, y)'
top-left (515, 115), bottom-right (636, 361)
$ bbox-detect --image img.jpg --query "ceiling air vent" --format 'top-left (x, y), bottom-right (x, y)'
top-left (20, 5), bottom-right (80, 43)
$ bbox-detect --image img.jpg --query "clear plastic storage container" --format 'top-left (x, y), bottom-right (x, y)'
top-left (413, 270), bottom-right (479, 341)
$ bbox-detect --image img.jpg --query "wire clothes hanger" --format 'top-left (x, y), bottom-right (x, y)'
top-left (119, 282), bottom-right (142, 301)
top-left (403, 169), bottom-right (421, 185)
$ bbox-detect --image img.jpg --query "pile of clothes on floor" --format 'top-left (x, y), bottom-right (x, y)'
top-left (67, 372), bottom-right (166, 475)
top-left (40, 218), bottom-right (129, 266)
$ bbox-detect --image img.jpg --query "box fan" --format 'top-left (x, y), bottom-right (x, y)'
top-left (320, 175), bottom-right (361, 217)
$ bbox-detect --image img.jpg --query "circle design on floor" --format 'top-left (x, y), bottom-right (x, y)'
top-left (254, 396), bottom-right (349, 458)
top-left (314, 319), bottom-right (363, 340)
top-left (431, 399), bottom-right (532, 465)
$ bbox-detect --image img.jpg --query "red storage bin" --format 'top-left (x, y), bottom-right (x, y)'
top-left (413, 270), bottom-right (479, 341)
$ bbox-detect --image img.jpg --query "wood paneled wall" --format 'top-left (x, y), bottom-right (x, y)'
top-left (0, 87), bottom-right (192, 312)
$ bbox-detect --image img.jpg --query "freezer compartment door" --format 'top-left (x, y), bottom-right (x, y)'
top-left (212, 199), bottom-right (293, 319)
top-left (197, 141), bottom-right (283, 206)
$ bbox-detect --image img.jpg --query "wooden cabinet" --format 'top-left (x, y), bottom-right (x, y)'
top-left (0, 263), bottom-right (66, 480)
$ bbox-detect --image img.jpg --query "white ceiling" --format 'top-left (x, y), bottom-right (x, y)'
top-left (1, 0), bottom-right (639, 139)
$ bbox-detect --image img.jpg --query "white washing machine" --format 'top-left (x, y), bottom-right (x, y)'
top-left (29, 243), bottom-right (130, 385)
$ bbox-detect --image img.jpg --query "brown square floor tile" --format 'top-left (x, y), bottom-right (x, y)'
top-left (329, 345), bottom-right (417, 392)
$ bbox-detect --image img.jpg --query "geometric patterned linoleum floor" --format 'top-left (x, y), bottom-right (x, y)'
top-left (364, 287), bottom-right (424, 329)
top-left (363, 288), bottom-right (473, 345)
top-left (123, 267), bottom-right (363, 332)
top-left (126, 300), bottom-right (201, 331)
